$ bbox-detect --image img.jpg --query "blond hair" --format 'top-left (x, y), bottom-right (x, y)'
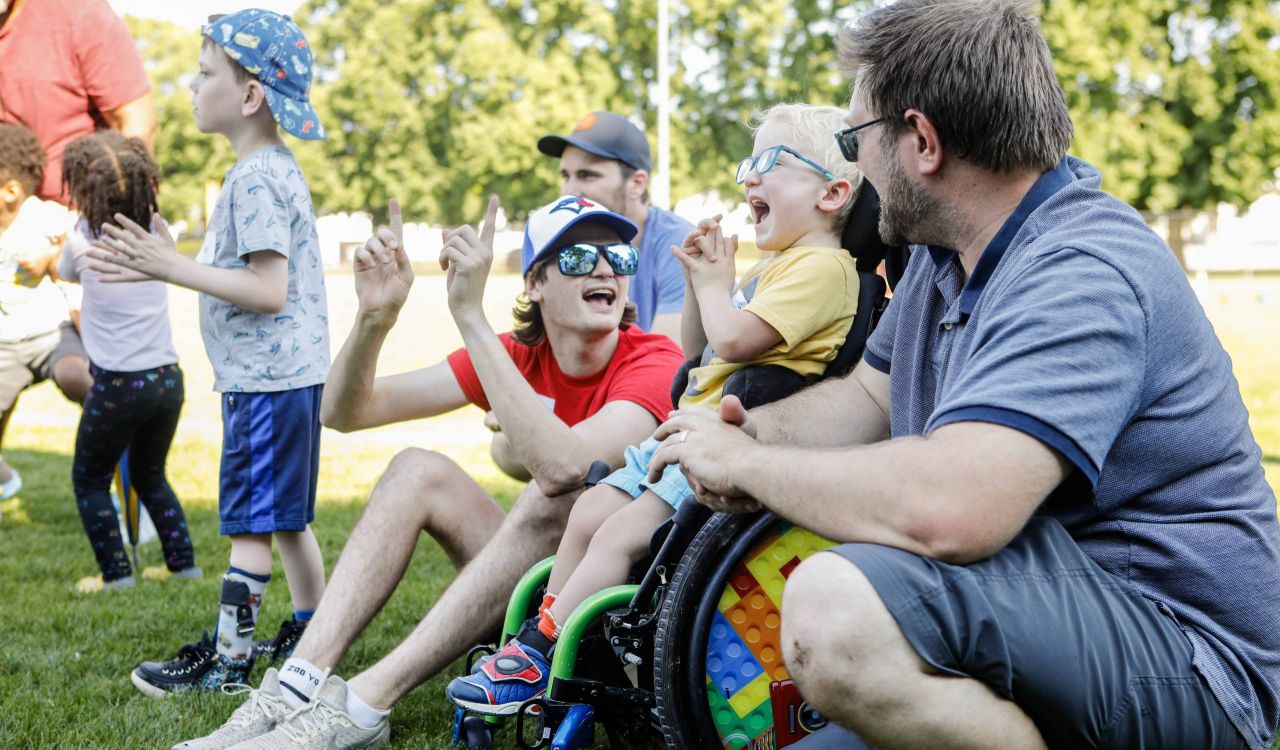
top-left (750, 103), bottom-right (864, 228)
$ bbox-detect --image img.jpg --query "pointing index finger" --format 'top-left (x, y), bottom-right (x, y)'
top-left (389, 198), bottom-right (404, 246)
top-left (480, 196), bottom-right (499, 249)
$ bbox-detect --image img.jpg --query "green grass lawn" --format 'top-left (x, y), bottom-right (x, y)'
top-left (1, 273), bottom-right (1277, 749)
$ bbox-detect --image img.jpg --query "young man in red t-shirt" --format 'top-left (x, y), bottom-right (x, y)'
top-left (177, 195), bottom-right (684, 748)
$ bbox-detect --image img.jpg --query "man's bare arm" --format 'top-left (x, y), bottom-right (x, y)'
top-left (102, 93), bottom-right (157, 153)
top-left (657, 419), bottom-right (1069, 564)
top-left (752, 359), bottom-right (891, 448)
top-left (320, 315), bottom-right (468, 432)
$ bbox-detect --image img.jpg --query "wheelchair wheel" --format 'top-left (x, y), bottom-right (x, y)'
top-left (653, 512), bottom-right (835, 749)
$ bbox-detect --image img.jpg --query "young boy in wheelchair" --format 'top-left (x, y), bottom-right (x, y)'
top-left (447, 103), bottom-right (863, 715)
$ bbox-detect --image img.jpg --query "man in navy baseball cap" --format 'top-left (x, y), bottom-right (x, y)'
top-left (538, 112), bottom-right (692, 339)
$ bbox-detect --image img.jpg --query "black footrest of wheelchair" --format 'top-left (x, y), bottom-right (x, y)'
top-left (548, 677), bottom-right (656, 708)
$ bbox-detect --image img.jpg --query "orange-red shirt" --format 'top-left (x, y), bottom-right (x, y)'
top-left (447, 327), bottom-right (683, 426)
top-left (0, 0), bottom-right (151, 203)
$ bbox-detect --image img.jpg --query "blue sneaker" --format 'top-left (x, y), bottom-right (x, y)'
top-left (0, 468), bottom-right (22, 501)
top-left (446, 638), bottom-right (550, 716)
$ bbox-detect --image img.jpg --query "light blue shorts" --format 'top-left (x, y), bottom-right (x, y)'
top-left (600, 436), bottom-right (694, 509)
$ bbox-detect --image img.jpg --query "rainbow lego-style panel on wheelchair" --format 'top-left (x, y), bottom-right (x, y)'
top-left (704, 523), bottom-right (833, 749)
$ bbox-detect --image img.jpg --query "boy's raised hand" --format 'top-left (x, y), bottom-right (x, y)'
top-left (672, 220), bottom-right (738, 293)
top-left (439, 195), bottom-right (499, 323)
top-left (87, 213), bottom-right (179, 282)
top-left (354, 198), bottom-right (415, 323)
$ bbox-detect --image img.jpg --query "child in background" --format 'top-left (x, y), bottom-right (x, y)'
top-left (0, 123), bottom-right (88, 508)
top-left (58, 131), bottom-right (200, 592)
top-left (447, 103), bottom-right (863, 714)
top-left (91, 9), bottom-right (331, 695)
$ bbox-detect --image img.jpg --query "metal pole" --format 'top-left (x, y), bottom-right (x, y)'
top-left (655, 0), bottom-right (672, 210)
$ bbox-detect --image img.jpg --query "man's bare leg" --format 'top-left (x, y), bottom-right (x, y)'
top-left (347, 480), bottom-right (574, 708)
top-left (781, 553), bottom-right (1047, 750)
top-left (292, 449), bottom-right (506, 671)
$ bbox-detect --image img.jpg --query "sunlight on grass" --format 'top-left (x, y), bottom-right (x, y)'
top-left (1, 273), bottom-right (1276, 748)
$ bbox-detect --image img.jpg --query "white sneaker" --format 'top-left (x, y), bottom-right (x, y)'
top-left (225, 674), bottom-right (390, 749)
top-left (172, 668), bottom-right (290, 749)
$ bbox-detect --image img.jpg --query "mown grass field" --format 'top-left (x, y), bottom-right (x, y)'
top-left (0, 272), bottom-right (1277, 749)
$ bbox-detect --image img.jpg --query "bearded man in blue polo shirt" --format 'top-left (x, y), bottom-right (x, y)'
top-left (647, 1), bottom-right (1280, 748)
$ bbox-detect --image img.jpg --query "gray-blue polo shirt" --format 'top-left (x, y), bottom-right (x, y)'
top-left (863, 157), bottom-right (1280, 749)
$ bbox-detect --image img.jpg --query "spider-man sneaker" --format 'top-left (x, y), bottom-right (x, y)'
top-left (445, 638), bottom-right (551, 716)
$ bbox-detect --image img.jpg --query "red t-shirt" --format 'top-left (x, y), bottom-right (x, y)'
top-left (0, 0), bottom-right (151, 202)
top-left (447, 327), bottom-right (684, 426)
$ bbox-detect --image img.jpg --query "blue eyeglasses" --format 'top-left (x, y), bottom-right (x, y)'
top-left (555, 243), bottom-right (639, 276)
top-left (736, 145), bottom-right (835, 184)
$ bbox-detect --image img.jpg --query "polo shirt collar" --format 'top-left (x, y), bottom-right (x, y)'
top-left (926, 158), bottom-right (1075, 320)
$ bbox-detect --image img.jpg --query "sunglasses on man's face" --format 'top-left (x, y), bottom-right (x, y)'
top-left (556, 242), bottom-right (639, 276)
top-left (834, 117), bottom-right (886, 163)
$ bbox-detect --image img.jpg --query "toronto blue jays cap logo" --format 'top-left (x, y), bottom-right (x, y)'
top-left (550, 197), bottom-right (597, 216)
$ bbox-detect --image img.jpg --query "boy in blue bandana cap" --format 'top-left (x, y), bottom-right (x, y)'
top-left (91, 8), bottom-right (331, 696)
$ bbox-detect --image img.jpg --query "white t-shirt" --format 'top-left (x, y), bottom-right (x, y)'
top-left (58, 219), bottom-right (178, 372)
top-left (0, 196), bottom-right (73, 342)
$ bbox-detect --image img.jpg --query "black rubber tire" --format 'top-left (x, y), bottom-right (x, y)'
top-left (652, 511), bottom-right (781, 750)
top-left (459, 715), bottom-right (496, 749)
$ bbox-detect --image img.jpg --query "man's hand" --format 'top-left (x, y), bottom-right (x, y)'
top-left (647, 396), bottom-right (762, 513)
top-left (439, 196), bottom-right (499, 324)
top-left (483, 410), bottom-right (502, 432)
top-left (88, 214), bottom-right (179, 282)
top-left (673, 221), bottom-right (737, 294)
top-left (354, 198), bottom-right (415, 324)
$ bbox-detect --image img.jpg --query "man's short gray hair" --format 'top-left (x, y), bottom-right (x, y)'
top-left (838, 0), bottom-right (1074, 174)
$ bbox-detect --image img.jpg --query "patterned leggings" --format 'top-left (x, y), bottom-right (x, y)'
top-left (71, 363), bottom-right (195, 581)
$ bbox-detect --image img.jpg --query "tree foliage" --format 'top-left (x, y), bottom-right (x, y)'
top-left (125, 0), bottom-right (1280, 228)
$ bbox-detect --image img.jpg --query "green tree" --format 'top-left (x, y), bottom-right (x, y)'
top-left (125, 17), bottom-right (234, 228)
top-left (1043, 0), bottom-right (1280, 212)
top-left (293, 0), bottom-right (645, 225)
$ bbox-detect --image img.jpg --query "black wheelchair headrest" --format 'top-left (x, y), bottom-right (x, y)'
top-left (840, 180), bottom-right (910, 290)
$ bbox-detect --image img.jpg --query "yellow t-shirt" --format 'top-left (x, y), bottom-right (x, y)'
top-left (680, 245), bottom-right (858, 410)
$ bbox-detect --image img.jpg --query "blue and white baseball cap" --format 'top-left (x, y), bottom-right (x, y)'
top-left (521, 196), bottom-right (638, 275)
top-left (202, 9), bottom-right (326, 141)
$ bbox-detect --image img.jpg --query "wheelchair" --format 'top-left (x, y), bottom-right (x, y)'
top-left (453, 185), bottom-right (906, 750)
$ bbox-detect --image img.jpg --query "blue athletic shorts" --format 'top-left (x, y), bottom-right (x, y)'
top-left (600, 436), bottom-right (694, 509)
top-left (804, 517), bottom-right (1247, 750)
top-left (218, 385), bottom-right (322, 536)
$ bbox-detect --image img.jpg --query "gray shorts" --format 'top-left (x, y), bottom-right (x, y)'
top-left (0, 322), bottom-right (87, 411)
top-left (798, 517), bottom-right (1246, 750)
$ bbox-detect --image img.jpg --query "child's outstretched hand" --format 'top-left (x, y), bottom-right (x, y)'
top-left (87, 214), bottom-right (178, 283)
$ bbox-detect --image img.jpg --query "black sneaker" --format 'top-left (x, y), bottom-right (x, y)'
top-left (130, 632), bottom-right (251, 698)
top-left (252, 616), bottom-right (307, 664)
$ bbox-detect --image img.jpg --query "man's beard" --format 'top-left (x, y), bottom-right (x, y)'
top-left (609, 183), bottom-right (629, 219)
top-left (877, 148), bottom-right (949, 249)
